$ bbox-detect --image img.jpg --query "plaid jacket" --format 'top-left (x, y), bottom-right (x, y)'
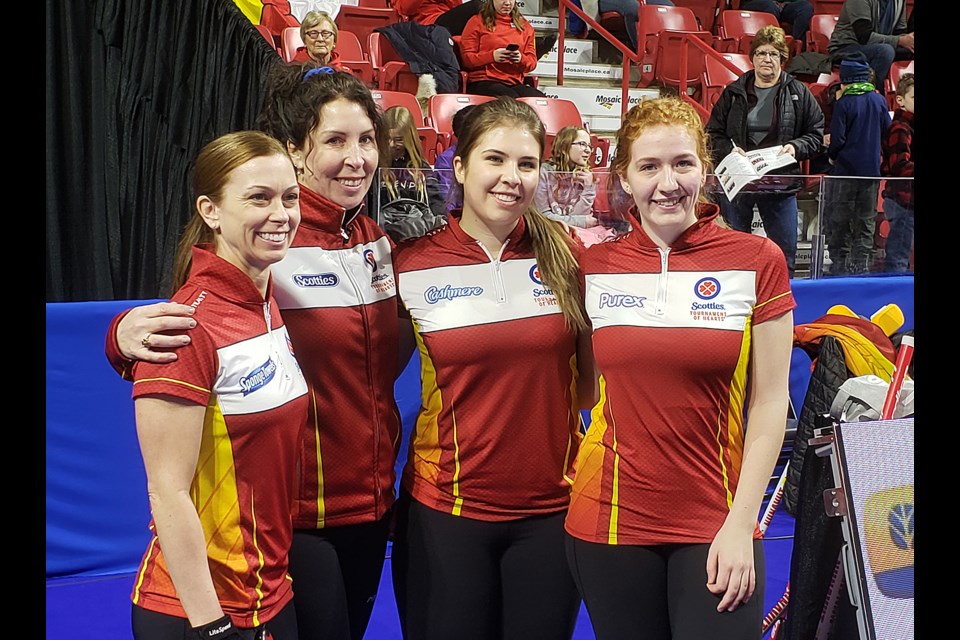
top-left (881, 108), bottom-right (914, 208)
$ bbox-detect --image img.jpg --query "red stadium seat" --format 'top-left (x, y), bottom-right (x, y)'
top-left (259, 0), bottom-right (300, 43)
top-left (367, 31), bottom-right (421, 95)
top-left (334, 6), bottom-right (400, 58)
top-left (335, 30), bottom-right (375, 87)
top-left (516, 96), bottom-right (590, 160)
top-left (425, 93), bottom-right (495, 152)
top-left (636, 4), bottom-right (707, 88)
top-left (806, 13), bottom-right (839, 54)
top-left (672, 0), bottom-right (725, 33)
top-left (280, 26), bottom-right (304, 63)
top-left (701, 52), bottom-right (751, 111)
top-left (717, 9), bottom-right (797, 55)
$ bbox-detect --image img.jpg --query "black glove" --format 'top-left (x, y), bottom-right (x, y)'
top-left (192, 615), bottom-right (243, 640)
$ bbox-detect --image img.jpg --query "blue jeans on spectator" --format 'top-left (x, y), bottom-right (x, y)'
top-left (882, 197), bottom-right (914, 273)
top-left (569, 0), bottom-right (673, 49)
top-left (718, 192), bottom-right (799, 277)
top-left (831, 43), bottom-right (896, 91)
top-left (740, 0), bottom-right (814, 44)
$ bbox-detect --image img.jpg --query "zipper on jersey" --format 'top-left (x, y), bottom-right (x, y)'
top-left (655, 248), bottom-right (670, 316)
top-left (263, 300), bottom-right (292, 381)
top-left (476, 240), bottom-right (509, 303)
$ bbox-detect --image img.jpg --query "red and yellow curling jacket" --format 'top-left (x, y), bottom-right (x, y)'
top-left (108, 185), bottom-right (402, 530)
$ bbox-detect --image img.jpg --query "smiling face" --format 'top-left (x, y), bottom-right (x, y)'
top-left (454, 124), bottom-right (541, 247)
top-left (199, 153), bottom-right (301, 287)
top-left (291, 97), bottom-right (379, 210)
top-left (303, 18), bottom-right (336, 64)
top-left (618, 123), bottom-right (703, 247)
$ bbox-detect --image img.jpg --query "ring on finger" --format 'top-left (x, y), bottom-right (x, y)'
top-left (142, 333), bottom-right (152, 348)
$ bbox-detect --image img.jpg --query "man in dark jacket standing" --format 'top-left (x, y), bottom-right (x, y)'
top-left (706, 25), bottom-right (824, 278)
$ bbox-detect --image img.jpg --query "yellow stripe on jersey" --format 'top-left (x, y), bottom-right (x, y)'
top-left (134, 377), bottom-right (210, 395)
top-left (451, 409), bottom-right (463, 516)
top-left (251, 492), bottom-right (265, 627)
top-left (309, 390), bottom-right (326, 528)
top-left (590, 376), bottom-right (622, 545)
top-left (194, 399), bottom-right (245, 579)
top-left (131, 533), bottom-right (160, 605)
top-left (718, 316), bottom-right (752, 507)
top-left (561, 353), bottom-right (581, 486)
top-left (411, 326), bottom-right (444, 485)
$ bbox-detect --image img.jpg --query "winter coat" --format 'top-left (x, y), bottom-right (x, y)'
top-left (705, 70), bottom-right (825, 188)
top-left (375, 22), bottom-right (462, 93)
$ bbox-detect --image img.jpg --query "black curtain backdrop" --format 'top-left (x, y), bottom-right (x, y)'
top-left (46, 0), bottom-right (283, 302)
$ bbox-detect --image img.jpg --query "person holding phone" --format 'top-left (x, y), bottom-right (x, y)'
top-left (459, 0), bottom-right (546, 97)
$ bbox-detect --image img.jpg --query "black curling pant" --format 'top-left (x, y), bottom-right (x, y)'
top-left (565, 534), bottom-right (766, 640)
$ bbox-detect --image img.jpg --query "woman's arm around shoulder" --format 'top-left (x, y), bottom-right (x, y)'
top-left (106, 302), bottom-right (198, 377)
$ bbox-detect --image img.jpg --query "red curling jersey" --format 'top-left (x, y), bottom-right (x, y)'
top-left (269, 186), bottom-right (402, 529)
top-left (565, 206), bottom-right (796, 546)
top-left (394, 214), bottom-right (582, 521)
top-left (106, 186), bottom-right (402, 530)
top-left (130, 246), bottom-right (309, 628)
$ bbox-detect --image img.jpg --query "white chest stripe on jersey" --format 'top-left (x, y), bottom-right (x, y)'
top-left (400, 258), bottom-right (563, 333)
top-left (585, 270), bottom-right (757, 331)
top-left (271, 237), bottom-right (396, 310)
top-left (215, 326), bottom-right (308, 415)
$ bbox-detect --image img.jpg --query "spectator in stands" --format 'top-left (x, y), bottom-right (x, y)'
top-left (128, 130), bottom-right (306, 640)
top-left (566, 95), bottom-right (795, 640)
top-left (433, 103), bottom-right (479, 212)
top-left (827, 0), bottom-right (913, 91)
top-left (379, 105), bottom-right (447, 242)
top-left (705, 25), bottom-right (825, 278)
top-left (459, 0), bottom-right (547, 97)
top-left (391, 97), bottom-right (588, 640)
top-left (106, 68), bottom-right (407, 640)
top-left (435, 0), bottom-right (559, 59)
top-left (740, 0), bottom-right (815, 49)
top-left (823, 58), bottom-right (891, 275)
top-left (293, 10), bottom-right (348, 70)
top-left (535, 125), bottom-right (612, 247)
top-left (567, 0), bottom-right (674, 52)
top-left (395, 0), bottom-right (462, 26)
top-left (880, 72), bottom-right (913, 273)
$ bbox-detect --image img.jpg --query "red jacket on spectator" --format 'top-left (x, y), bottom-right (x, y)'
top-left (459, 12), bottom-right (536, 86)
top-left (292, 47), bottom-right (349, 73)
top-left (394, 0), bottom-right (460, 25)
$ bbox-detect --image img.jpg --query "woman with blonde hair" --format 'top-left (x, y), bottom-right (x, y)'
top-left (391, 96), bottom-right (590, 640)
top-left (293, 10), bottom-right (348, 70)
top-left (378, 105), bottom-right (446, 242)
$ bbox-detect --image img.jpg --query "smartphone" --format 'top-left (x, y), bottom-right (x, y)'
top-left (506, 44), bottom-right (520, 52)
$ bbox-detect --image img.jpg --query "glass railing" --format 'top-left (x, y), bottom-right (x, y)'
top-left (373, 167), bottom-right (914, 279)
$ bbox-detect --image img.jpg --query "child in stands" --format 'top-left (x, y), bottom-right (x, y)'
top-left (880, 72), bottom-right (914, 273)
top-left (823, 57), bottom-right (891, 275)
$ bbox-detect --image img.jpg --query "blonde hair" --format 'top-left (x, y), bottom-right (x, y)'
top-left (171, 131), bottom-right (292, 293)
top-left (300, 10), bottom-right (338, 44)
top-left (382, 106), bottom-right (430, 202)
top-left (610, 96), bottom-right (714, 209)
top-left (455, 98), bottom-right (587, 331)
top-left (750, 25), bottom-right (789, 61)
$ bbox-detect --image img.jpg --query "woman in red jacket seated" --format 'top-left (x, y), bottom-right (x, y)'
top-left (459, 0), bottom-right (546, 97)
top-left (293, 10), bottom-right (349, 71)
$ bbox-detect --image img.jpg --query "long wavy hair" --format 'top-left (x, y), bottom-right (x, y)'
top-left (479, 0), bottom-right (528, 31)
top-left (381, 105), bottom-right (430, 203)
top-left (453, 97), bottom-right (587, 331)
